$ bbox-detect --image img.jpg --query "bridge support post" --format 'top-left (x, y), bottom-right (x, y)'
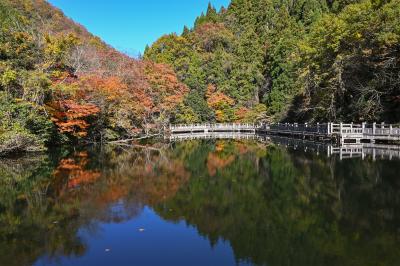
top-left (340, 123), bottom-right (343, 145)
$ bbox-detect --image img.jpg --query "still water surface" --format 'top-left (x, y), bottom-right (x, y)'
top-left (1, 139), bottom-right (400, 266)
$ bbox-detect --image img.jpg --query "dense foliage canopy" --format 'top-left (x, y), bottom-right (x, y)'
top-left (145, 0), bottom-right (400, 123)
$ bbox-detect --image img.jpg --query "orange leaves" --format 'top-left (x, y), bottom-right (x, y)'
top-left (77, 75), bottom-right (127, 101)
top-left (46, 40), bottom-right (189, 136)
top-left (205, 83), bottom-right (216, 98)
top-left (72, 60), bottom-right (188, 131)
top-left (206, 84), bottom-right (235, 122)
top-left (206, 84), bottom-right (234, 109)
top-left (235, 107), bottom-right (250, 122)
top-left (139, 61), bottom-right (189, 120)
top-left (207, 91), bottom-right (235, 109)
top-left (49, 99), bottom-right (100, 138)
top-left (144, 62), bottom-right (189, 108)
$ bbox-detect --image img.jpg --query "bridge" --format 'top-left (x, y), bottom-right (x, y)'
top-left (168, 132), bottom-right (262, 142)
top-left (169, 122), bottom-right (400, 144)
top-left (169, 123), bottom-right (256, 134)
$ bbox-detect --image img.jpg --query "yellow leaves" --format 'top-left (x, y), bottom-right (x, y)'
top-left (215, 110), bottom-right (225, 122)
top-left (0, 68), bottom-right (17, 87)
top-left (44, 33), bottom-right (80, 66)
top-left (10, 32), bottom-right (32, 55)
top-left (175, 104), bottom-right (200, 123)
top-left (377, 32), bottom-right (399, 46)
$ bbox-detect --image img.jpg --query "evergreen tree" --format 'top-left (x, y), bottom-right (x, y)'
top-left (145, 0), bottom-right (400, 123)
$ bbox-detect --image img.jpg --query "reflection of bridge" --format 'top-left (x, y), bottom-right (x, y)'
top-left (168, 132), bottom-right (263, 141)
top-left (167, 132), bottom-right (400, 160)
top-left (169, 123), bottom-right (400, 144)
top-left (328, 144), bottom-right (400, 160)
top-left (269, 136), bottom-right (400, 160)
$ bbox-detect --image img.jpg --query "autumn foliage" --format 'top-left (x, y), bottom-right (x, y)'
top-left (206, 84), bottom-right (235, 122)
top-left (0, 0), bottom-right (192, 149)
top-left (42, 40), bottom-right (189, 140)
top-left (48, 100), bottom-right (100, 138)
top-left (144, 62), bottom-right (189, 116)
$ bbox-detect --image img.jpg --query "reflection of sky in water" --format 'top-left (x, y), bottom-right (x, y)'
top-left (35, 206), bottom-right (244, 266)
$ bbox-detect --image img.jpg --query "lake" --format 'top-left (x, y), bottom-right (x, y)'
top-left (1, 138), bottom-right (400, 266)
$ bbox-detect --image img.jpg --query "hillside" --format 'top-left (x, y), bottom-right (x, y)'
top-left (1, 0), bottom-right (399, 156)
top-left (145, 0), bottom-right (400, 123)
top-left (0, 0), bottom-right (188, 155)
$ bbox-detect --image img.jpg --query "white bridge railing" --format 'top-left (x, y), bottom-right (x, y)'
top-left (262, 122), bottom-right (400, 137)
top-left (170, 123), bottom-right (256, 132)
top-left (169, 122), bottom-right (400, 143)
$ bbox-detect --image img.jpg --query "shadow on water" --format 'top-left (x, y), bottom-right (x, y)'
top-left (0, 138), bottom-right (400, 266)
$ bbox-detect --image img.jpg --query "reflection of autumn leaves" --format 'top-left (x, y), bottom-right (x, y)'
top-left (84, 157), bottom-right (189, 212)
top-left (126, 158), bottom-right (190, 205)
top-left (95, 184), bottom-right (129, 205)
top-left (235, 142), bottom-right (250, 155)
top-left (54, 152), bottom-right (101, 189)
top-left (207, 141), bottom-right (251, 176)
top-left (53, 149), bottom-right (189, 209)
top-left (207, 153), bottom-right (235, 177)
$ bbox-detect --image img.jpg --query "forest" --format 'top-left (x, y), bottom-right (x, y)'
top-left (146, 0), bottom-right (400, 124)
top-left (0, 0), bottom-right (189, 155)
top-left (1, 0), bottom-right (400, 155)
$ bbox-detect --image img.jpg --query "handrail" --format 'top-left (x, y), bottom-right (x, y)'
top-left (169, 122), bottom-right (400, 137)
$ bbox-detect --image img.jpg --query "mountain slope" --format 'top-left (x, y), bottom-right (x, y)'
top-left (145, 0), bottom-right (400, 123)
top-left (0, 0), bottom-right (188, 155)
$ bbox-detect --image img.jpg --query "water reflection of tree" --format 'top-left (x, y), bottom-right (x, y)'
top-left (0, 154), bottom-right (86, 266)
top-left (0, 144), bottom-right (190, 266)
top-left (2, 141), bottom-right (400, 266)
top-left (154, 142), bottom-right (400, 266)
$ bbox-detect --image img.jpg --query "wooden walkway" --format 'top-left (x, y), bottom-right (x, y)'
top-left (169, 122), bottom-right (400, 144)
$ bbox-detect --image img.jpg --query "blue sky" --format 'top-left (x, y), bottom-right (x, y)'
top-left (48, 0), bottom-right (230, 57)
